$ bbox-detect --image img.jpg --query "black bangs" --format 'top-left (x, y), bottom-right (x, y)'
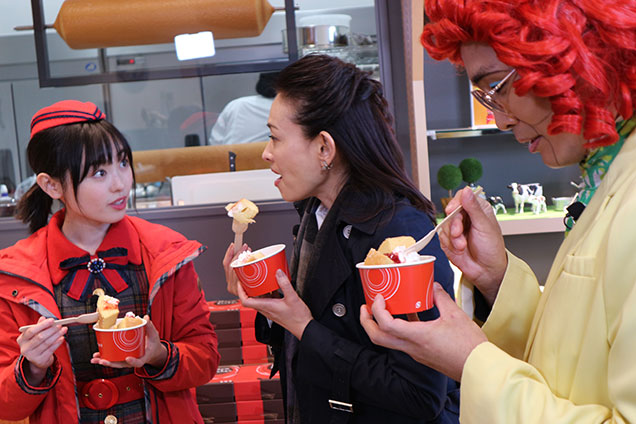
top-left (46, 120), bottom-right (135, 200)
top-left (79, 124), bottom-right (129, 182)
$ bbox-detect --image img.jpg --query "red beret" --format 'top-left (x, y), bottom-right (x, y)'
top-left (30, 100), bottom-right (106, 139)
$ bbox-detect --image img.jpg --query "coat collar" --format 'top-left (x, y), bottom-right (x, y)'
top-left (323, 185), bottom-right (390, 234)
top-left (47, 210), bottom-right (142, 286)
top-left (297, 186), bottom-right (394, 318)
top-left (0, 212), bottom-right (201, 319)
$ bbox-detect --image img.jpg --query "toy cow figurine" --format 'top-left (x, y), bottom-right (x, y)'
top-left (507, 182), bottom-right (543, 213)
top-left (487, 196), bottom-right (507, 215)
top-left (528, 194), bottom-right (547, 214)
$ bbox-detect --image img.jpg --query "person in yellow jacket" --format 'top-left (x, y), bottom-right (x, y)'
top-left (360, 0), bottom-right (636, 423)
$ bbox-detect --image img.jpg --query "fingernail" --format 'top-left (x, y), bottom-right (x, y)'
top-left (433, 282), bottom-right (443, 290)
top-left (276, 269), bottom-right (285, 277)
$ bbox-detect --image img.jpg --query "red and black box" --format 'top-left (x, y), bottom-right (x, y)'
top-left (218, 345), bottom-right (273, 366)
top-left (198, 400), bottom-right (284, 423)
top-left (215, 327), bottom-right (260, 348)
top-left (208, 300), bottom-right (272, 365)
top-left (208, 299), bottom-right (257, 330)
top-left (198, 363), bottom-right (284, 423)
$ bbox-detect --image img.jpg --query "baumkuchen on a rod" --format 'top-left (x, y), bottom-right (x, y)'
top-left (29, 0), bottom-right (277, 49)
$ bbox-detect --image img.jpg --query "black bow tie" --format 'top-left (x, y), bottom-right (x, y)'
top-left (59, 247), bottom-right (130, 301)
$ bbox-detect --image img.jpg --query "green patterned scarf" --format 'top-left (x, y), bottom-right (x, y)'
top-left (565, 116), bottom-right (636, 233)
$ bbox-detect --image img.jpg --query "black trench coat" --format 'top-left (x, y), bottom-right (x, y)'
top-left (257, 191), bottom-right (460, 424)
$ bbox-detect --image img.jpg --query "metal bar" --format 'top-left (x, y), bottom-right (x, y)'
top-left (375, 0), bottom-right (394, 112)
top-left (283, 0), bottom-right (298, 61)
top-left (30, 0), bottom-right (51, 84)
top-left (198, 76), bottom-right (209, 144)
top-left (98, 49), bottom-right (113, 119)
top-left (38, 60), bottom-right (292, 88)
top-left (9, 84), bottom-right (24, 181)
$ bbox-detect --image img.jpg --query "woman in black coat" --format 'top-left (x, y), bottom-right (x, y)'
top-left (223, 54), bottom-right (459, 424)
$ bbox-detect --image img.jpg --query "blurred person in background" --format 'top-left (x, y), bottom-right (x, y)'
top-left (209, 71), bottom-right (279, 145)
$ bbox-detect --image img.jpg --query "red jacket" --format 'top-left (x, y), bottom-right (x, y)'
top-left (0, 214), bottom-right (219, 423)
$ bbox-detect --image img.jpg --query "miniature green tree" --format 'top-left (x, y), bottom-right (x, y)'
top-left (437, 164), bottom-right (462, 198)
top-left (459, 157), bottom-right (483, 187)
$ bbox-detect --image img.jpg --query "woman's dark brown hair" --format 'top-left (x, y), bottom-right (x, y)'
top-left (275, 54), bottom-right (436, 223)
top-left (16, 120), bottom-right (134, 233)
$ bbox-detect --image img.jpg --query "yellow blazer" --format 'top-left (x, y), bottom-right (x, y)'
top-left (460, 130), bottom-right (636, 423)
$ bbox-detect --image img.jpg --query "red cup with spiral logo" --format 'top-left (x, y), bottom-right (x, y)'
top-left (231, 244), bottom-right (289, 297)
top-left (356, 255), bottom-right (436, 315)
top-left (93, 318), bottom-right (147, 362)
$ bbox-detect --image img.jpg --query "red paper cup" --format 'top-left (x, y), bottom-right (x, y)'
top-left (356, 255), bottom-right (436, 315)
top-left (93, 318), bottom-right (147, 362)
top-left (231, 244), bottom-right (290, 297)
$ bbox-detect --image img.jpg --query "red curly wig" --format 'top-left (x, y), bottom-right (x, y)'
top-left (422, 0), bottom-right (636, 148)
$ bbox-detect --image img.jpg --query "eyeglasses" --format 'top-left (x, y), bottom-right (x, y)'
top-left (471, 69), bottom-right (516, 113)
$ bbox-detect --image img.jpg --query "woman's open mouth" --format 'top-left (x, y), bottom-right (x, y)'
top-left (110, 197), bottom-right (128, 210)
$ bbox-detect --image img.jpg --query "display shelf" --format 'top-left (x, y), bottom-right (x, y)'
top-left (426, 127), bottom-right (506, 140)
top-left (496, 212), bottom-right (565, 235)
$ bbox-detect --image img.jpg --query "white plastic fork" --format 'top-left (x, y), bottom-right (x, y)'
top-left (404, 187), bottom-right (483, 255)
top-left (19, 311), bottom-right (99, 333)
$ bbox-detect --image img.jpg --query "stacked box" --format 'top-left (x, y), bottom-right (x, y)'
top-left (205, 300), bottom-right (283, 422)
top-left (208, 299), bottom-right (257, 330)
top-left (197, 363), bottom-right (284, 423)
top-left (208, 299), bottom-right (273, 365)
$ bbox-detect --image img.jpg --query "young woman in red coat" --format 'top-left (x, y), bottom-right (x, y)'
top-left (0, 100), bottom-right (219, 423)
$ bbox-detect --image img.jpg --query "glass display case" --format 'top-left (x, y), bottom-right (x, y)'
top-left (0, 0), bottom-right (401, 210)
top-left (28, 0), bottom-right (299, 86)
top-left (0, 0), bottom-right (426, 299)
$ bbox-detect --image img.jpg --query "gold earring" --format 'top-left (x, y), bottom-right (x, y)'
top-left (321, 160), bottom-right (332, 171)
